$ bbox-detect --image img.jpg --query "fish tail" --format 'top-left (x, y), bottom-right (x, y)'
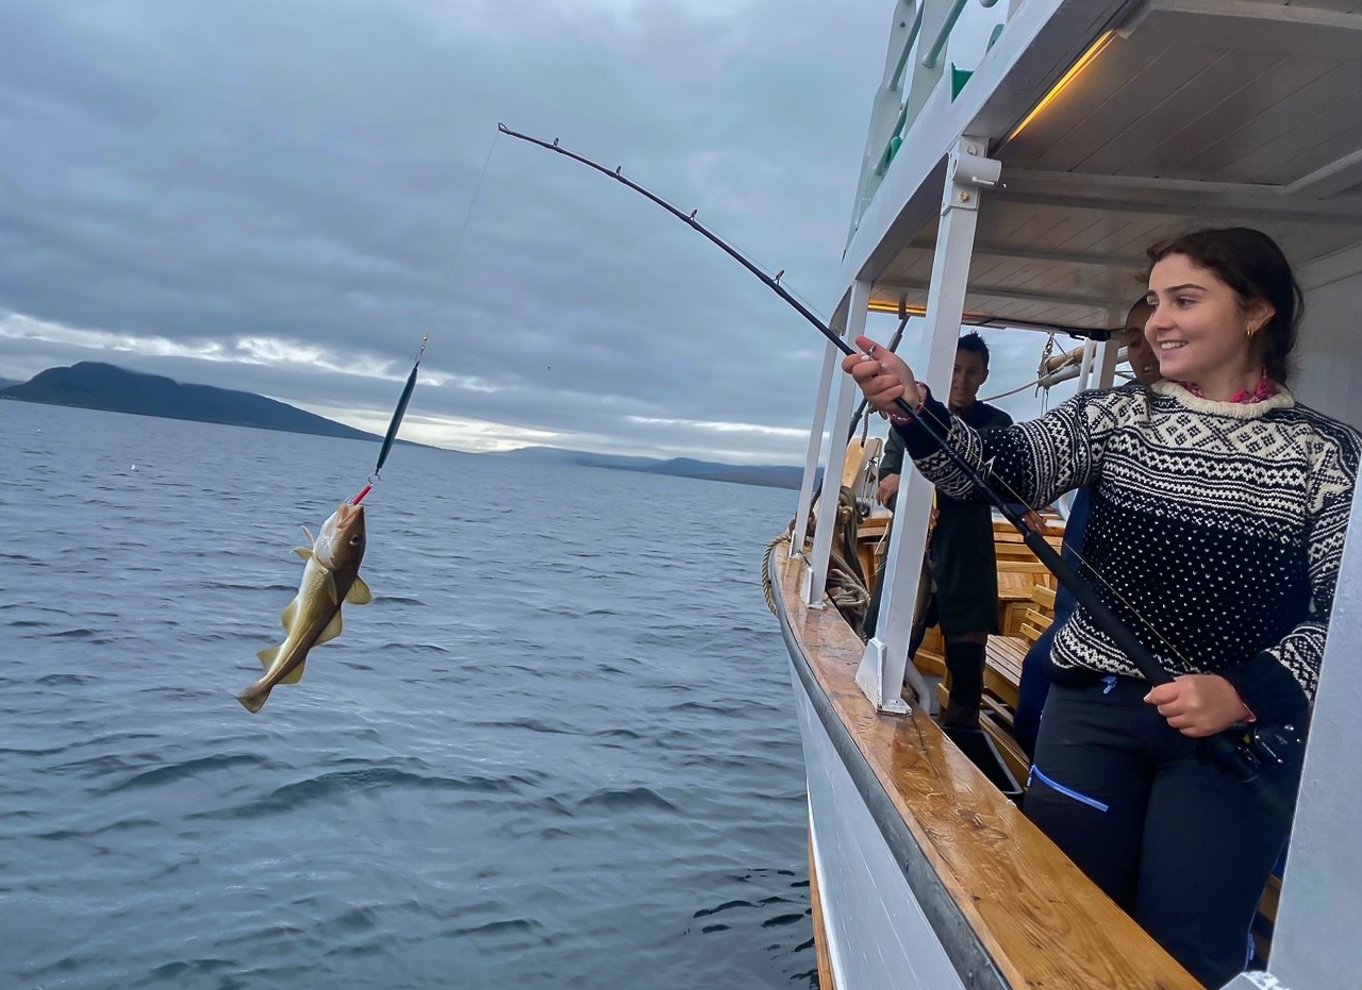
top-left (237, 684), bottom-right (271, 714)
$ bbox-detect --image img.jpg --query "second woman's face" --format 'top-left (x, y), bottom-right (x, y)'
top-left (1145, 253), bottom-right (1265, 386)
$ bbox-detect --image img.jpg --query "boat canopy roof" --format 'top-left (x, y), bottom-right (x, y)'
top-left (850, 0), bottom-right (1362, 332)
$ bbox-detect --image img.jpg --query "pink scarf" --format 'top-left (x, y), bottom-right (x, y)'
top-left (1175, 371), bottom-right (1278, 404)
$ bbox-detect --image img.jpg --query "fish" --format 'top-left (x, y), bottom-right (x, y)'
top-left (237, 501), bottom-right (373, 713)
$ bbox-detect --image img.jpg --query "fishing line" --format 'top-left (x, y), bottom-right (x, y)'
top-left (350, 130), bottom-right (503, 507)
top-left (499, 122), bottom-right (1289, 809)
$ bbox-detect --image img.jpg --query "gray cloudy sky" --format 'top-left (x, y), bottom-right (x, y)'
top-left (0, 0), bottom-right (1068, 464)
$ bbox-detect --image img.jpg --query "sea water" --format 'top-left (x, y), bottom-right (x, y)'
top-left (0, 401), bottom-right (814, 989)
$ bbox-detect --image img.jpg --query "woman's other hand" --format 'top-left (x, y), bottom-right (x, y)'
top-left (1144, 675), bottom-right (1253, 737)
top-left (842, 336), bottom-right (920, 413)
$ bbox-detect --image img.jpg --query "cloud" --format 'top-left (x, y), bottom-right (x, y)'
top-left (0, 0), bottom-right (1076, 464)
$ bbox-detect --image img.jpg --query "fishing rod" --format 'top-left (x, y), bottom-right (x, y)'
top-left (498, 122), bottom-right (1294, 814)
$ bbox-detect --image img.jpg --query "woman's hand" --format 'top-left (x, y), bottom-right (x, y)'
top-left (841, 336), bottom-right (920, 413)
top-left (1144, 675), bottom-right (1253, 738)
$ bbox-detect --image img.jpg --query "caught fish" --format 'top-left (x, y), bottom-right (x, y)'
top-left (238, 502), bottom-right (373, 713)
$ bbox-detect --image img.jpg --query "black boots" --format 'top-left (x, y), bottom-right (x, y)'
top-left (941, 639), bottom-right (986, 729)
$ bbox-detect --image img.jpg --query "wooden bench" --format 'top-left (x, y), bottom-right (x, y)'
top-left (977, 582), bottom-right (1057, 784)
top-left (999, 565), bottom-right (1056, 636)
top-left (1017, 585), bottom-right (1056, 646)
top-left (984, 635), bottom-right (1028, 709)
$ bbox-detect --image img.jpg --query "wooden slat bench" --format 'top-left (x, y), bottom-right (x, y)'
top-left (985, 635), bottom-right (1027, 709)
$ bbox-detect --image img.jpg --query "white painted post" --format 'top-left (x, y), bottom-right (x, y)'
top-left (802, 282), bottom-right (871, 607)
top-left (1076, 336), bottom-right (1096, 392)
top-left (1229, 480), bottom-right (1362, 990)
top-left (790, 301), bottom-right (844, 563)
top-left (855, 135), bottom-right (999, 713)
top-left (1094, 336), bottom-right (1121, 389)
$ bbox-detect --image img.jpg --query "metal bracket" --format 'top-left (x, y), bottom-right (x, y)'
top-left (944, 138), bottom-right (1001, 215)
top-left (855, 638), bottom-right (913, 715)
top-left (800, 567), bottom-right (828, 610)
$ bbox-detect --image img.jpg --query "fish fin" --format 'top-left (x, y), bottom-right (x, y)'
top-left (326, 571), bottom-right (339, 605)
top-left (294, 547), bottom-right (313, 560)
top-left (346, 575), bottom-right (373, 605)
top-left (316, 611), bottom-right (343, 646)
top-left (280, 659), bottom-right (307, 685)
top-left (237, 686), bottom-right (269, 713)
top-left (280, 599), bottom-right (299, 630)
top-left (300, 524), bottom-right (316, 546)
top-left (257, 646), bottom-right (279, 669)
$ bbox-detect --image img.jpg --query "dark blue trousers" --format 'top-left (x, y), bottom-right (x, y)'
top-left (1014, 619), bottom-right (1060, 758)
top-left (1023, 679), bottom-right (1301, 988)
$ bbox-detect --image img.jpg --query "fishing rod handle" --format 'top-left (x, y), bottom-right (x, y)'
top-left (1204, 735), bottom-right (1293, 819)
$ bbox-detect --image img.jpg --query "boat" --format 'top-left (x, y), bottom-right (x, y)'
top-left (770, 3), bottom-right (1362, 988)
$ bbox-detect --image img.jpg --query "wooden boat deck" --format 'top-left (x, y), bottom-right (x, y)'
top-left (773, 549), bottom-right (1201, 990)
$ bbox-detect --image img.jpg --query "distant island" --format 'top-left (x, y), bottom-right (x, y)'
top-left (2, 362), bottom-right (814, 490)
top-left (1, 362), bottom-right (379, 442)
top-left (494, 446), bottom-right (815, 491)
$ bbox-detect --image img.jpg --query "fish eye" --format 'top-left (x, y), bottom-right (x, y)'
top-left (349, 535), bottom-right (363, 546)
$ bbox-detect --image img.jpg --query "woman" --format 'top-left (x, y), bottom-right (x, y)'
top-left (842, 227), bottom-right (1359, 986)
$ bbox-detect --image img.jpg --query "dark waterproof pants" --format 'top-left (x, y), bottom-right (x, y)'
top-left (1023, 678), bottom-right (1301, 988)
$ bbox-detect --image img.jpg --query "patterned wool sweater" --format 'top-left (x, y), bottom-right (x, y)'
top-left (895, 380), bottom-right (1361, 726)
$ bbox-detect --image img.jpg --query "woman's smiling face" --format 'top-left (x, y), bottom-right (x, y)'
top-left (1145, 253), bottom-right (1272, 394)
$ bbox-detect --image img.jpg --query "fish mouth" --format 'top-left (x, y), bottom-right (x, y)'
top-left (314, 501), bottom-right (366, 568)
top-left (330, 501), bottom-right (364, 533)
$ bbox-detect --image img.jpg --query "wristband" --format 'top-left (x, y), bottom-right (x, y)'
top-left (888, 383), bottom-right (930, 426)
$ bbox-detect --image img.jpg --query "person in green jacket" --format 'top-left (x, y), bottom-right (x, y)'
top-left (866, 331), bottom-right (1012, 728)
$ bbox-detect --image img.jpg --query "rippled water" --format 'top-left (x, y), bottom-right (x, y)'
top-left (0, 402), bottom-right (813, 989)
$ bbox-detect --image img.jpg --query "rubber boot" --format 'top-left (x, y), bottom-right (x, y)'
top-left (941, 639), bottom-right (986, 729)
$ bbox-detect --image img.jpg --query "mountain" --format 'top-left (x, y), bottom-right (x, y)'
top-left (497, 446), bottom-right (661, 471)
top-left (497, 446), bottom-right (815, 491)
top-left (2, 363), bottom-right (814, 489)
top-left (0, 376), bottom-right (20, 390)
top-left (0, 362), bottom-right (378, 442)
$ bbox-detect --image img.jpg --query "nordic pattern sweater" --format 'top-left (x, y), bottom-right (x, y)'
top-left (895, 380), bottom-right (1361, 727)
